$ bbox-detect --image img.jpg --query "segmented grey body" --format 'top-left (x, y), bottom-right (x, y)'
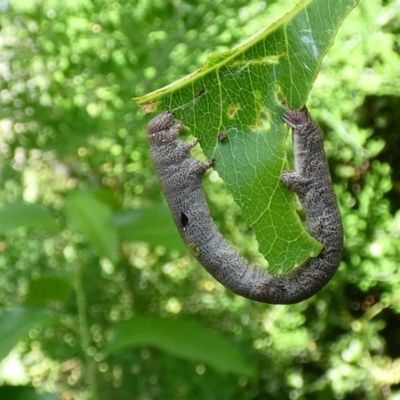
top-left (147, 108), bottom-right (343, 304)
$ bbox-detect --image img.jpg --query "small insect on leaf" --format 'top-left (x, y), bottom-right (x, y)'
top-left (217, 132), bottom-right (228, 142)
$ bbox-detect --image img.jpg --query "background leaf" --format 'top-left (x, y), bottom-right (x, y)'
top-left (26, 276), bottom-right (72, 305)
top-left (0, 306), bottom-right (58, 362)
top-left (64, 190), bottom-right (119, 261)
top-left (105, 315), bottom-right (254, 376)
top-left (114, 204), bottom-right (187, 252)
top-left (0, 202), bottom-right (58, 233)
top-left (136, 0), bottom-right (358, 273)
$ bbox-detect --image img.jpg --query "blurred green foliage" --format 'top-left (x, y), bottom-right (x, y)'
top-left (0, 0), bottom-right (399, 399)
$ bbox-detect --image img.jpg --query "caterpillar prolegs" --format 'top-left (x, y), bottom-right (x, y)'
top-left (147, 108), bottom-right (343, 304)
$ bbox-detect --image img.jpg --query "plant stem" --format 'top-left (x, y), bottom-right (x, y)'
top-left (75, 263), bottom-right (99, 400)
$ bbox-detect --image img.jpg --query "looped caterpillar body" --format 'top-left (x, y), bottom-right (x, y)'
top-left (147, 108), bottom-right (343, 304)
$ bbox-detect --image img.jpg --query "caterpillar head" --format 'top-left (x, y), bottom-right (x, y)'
top-left (147, 111), bottom-right (175, 144)
top-left (283, 107), bottom-right (320, 137)
top-left (282, 107), bottom-right (310, 126)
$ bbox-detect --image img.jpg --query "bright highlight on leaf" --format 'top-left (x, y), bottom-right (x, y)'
top-left (135, 0), bottom-right (359, 273)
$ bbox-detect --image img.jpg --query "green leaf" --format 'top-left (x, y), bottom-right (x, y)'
top-left (0, 202), bottom-right (58, 233)
top-left (135, 0), bottom-right (358, 273)
top-left (0, 386), bottom-right (59, 400)
top-left (26, 276), bottom-right (72, 305)
top-left (105, 316), bottom-right (253, 376)
top-left (0, 306), bottom-right (58, 362)
top-left (64, 190), bottom-right (119, 261)
top-left (113, 204), bottom-right (187, 252)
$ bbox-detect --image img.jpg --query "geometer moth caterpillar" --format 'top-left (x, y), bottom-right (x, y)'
top-left (147, 108), bottom-right (343, 304)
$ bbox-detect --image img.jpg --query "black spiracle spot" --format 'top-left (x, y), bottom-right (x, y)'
top-left (180, 212), bottom-right (189, 229)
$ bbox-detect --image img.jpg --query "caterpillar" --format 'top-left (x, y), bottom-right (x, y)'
top-left (147, 108), bottom-right (343, 304)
